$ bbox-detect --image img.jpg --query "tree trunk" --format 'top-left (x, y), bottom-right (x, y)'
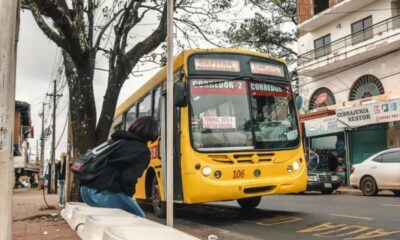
top-left (95, 71), bottom-right (124, 144)
top-left (63, 51), bottom-right (96, 201)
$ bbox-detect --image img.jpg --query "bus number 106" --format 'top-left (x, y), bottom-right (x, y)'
top-left (233, 169), bottom-right (245, 179)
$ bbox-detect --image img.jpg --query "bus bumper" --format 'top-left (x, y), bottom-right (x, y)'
top-left (182, 164), bottom-right (307, 204)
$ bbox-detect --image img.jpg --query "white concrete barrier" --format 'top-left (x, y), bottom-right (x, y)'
top-left (61, 202), bottom-right (90, 226)
top-left (60, 202), bottom-right (200, 240)
top-left (69, 207), bottom-right (132, 230)
top-left (103, 226), bottom-right (200, 240)
top-left (77, 215), bottom-right (160, 240)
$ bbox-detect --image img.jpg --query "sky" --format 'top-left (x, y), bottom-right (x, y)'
top-left (15, 2), bottom-right (291, 163)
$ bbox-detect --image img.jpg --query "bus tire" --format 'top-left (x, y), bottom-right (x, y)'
top-left (237, 196), bottom-right (261, 210)
top-left (151, 177), bottom-right (166, 218)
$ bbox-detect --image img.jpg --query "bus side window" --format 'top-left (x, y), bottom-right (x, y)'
top-left (138, 94), bottom-right (152, 117)
top-left (153, 86), bottom-right (161, 119)
top-left (153, 86), bottom-right (162, 131)
top-left (125, 104), bottom-right (137, 130)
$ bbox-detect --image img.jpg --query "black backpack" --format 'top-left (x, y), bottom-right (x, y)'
top-left (70, 139), bottom-right (125, 182)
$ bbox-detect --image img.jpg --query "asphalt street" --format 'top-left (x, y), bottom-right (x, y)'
top-left (143, 193), bottom-right (400, 240)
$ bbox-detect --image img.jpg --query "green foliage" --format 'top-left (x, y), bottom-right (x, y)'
top-left (224, 0), bottom-right (297, 65)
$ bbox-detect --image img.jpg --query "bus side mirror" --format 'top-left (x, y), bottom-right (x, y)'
top-left (174, 82), bottom-right (188, 107)
top-left (296, 96), bottom-right (303, 110)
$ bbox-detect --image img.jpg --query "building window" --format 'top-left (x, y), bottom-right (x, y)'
top-left (351, 16), bottom-right (373, 45)
top-left (314, 34), bottom-right (331, 58)
top-left (309, 87), bottom-right (336, 110)
top-left (349, 75), bottom-right (384, 101)
top-left (313, 0), bottom-right (330, 15)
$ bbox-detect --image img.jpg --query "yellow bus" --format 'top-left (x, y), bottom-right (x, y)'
top-left (113, 48), bottom-right (307, 217)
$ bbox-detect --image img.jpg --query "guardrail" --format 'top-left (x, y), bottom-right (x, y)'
top-left (298, 15), bottom-right (400, 65)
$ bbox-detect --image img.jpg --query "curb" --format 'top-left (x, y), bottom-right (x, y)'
top-left (335, 188), bottom-right (362, 196)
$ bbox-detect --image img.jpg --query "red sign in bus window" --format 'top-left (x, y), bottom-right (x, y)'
top-left (190, 80), bottom-right (246, 95)
top-left (249, 82), bottom-right (291, 98)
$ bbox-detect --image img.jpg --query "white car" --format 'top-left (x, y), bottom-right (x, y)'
top-left (350, 148), bottom-right (400, 196)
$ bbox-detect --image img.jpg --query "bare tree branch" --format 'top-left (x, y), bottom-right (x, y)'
top-left (94, 8), bottom-right (124, 49)
top-left (25, 0), bottom-right (67, 50)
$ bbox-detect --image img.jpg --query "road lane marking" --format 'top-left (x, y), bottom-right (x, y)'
top-left (382, 204), bottom-right (400, 207)
top-left (314, 226), bottom-right (370, 238)
top-left (345, 229), bottom-right (400, 240)
top-left (329, 214), bottom-right (373, 221)
top-left (257, 215), bottom-right (302, 226)
top-left (297, 222), bottom-right (346, 233)
top-left (298, 222), bottom-right (400, 240)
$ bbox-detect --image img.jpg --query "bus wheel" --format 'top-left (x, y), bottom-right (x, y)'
top-left (237, 196), bottom-right (261, 210)
top-left (151, 177), bottom-right (166, 218)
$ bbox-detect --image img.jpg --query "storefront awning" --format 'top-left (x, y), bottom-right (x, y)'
top-left (304, 115), bottom-right (344, 137)
top-left (336, 98), bottom-right (400, 128)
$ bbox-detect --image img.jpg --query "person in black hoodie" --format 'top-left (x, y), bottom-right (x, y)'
top-left (80, 116), bottom-right (158, 217)
top-left (56, 152), bottom-right (67, 207)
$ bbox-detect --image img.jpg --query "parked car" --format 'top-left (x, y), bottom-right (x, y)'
top-left (307, 169), bottom-right (342, 194)
top-left (16, 180), bottom-right (29, 188)
top-left (350, 148), bottom-right (400, 196)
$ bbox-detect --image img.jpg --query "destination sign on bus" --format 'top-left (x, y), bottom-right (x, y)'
top-left (190, 80), bottom-right (246, 95)
top-left (194, 58), bottom-right (240, 72)
top-left (250, 62), bottom-right (285, 77)
top-left (249, 82), bottom-right (291, 98)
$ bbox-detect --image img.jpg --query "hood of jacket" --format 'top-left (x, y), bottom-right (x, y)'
top-left (111, 130), bottom-right (145, 142)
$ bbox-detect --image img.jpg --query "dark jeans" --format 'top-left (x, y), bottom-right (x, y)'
top-left (80, 185), bottom-right (145, 217)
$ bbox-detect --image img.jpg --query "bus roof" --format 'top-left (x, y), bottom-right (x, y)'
top-left (114, 48), bottom-right (284, 118)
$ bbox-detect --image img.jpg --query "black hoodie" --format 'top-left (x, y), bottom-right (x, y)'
top-left (83, 130), bottom-right (151, 196)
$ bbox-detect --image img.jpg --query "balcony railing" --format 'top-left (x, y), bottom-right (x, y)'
top-left (299, 15), bottom-right (400, 65)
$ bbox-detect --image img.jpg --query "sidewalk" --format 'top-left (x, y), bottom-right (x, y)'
top-left (12, 188), bottom-right (79, 240)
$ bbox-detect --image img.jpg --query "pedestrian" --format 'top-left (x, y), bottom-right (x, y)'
top-left (56, 152), bottom-right (67, 207)
top-left (308, 148), bottom-right (320, 171)
top-left (327, 152), bottom-right (338, 172)
top-left (80, 116), bottom-right (158, 217)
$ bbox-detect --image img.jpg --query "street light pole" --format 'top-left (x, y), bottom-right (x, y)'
top-left (166, 0), bottom-right (174, 227)
top-left (0, 1), bottom-right (20, 239)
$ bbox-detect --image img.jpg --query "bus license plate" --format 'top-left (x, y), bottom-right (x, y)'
top-left (324, 183), bottom-right (332, 188)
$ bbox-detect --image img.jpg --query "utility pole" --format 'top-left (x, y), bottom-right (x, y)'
top-left (47, 80), bottom-right (62, 194)
top-left (36, 139), bottom-right (39, 162)
top-left (40, 102), bottom-right (46, 186)
top-left (66, 111), bottom-right (72, 201)
top-left (0, 1), bottom-right (20, 239)
top-left (166, 0), bottom-right (174, 227)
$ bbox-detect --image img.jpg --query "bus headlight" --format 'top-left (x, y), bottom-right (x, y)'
top-left (293, 161), bottom-right (300, 170)
top-left (202, 167), bottom-right (212, 177)
top-left (287, 165), bottom-right (293, 173)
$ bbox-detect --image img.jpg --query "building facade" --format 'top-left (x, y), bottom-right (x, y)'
top-left (297, 0), bottom-right (400, 182)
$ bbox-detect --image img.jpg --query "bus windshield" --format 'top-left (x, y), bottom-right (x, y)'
top-left (189, 79), bottom-right (299, 151)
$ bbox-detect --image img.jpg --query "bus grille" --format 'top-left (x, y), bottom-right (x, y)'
top-left (208, 153), bottom-right (275, 164)
top-left (244, 186), bottom-right (275, 194)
